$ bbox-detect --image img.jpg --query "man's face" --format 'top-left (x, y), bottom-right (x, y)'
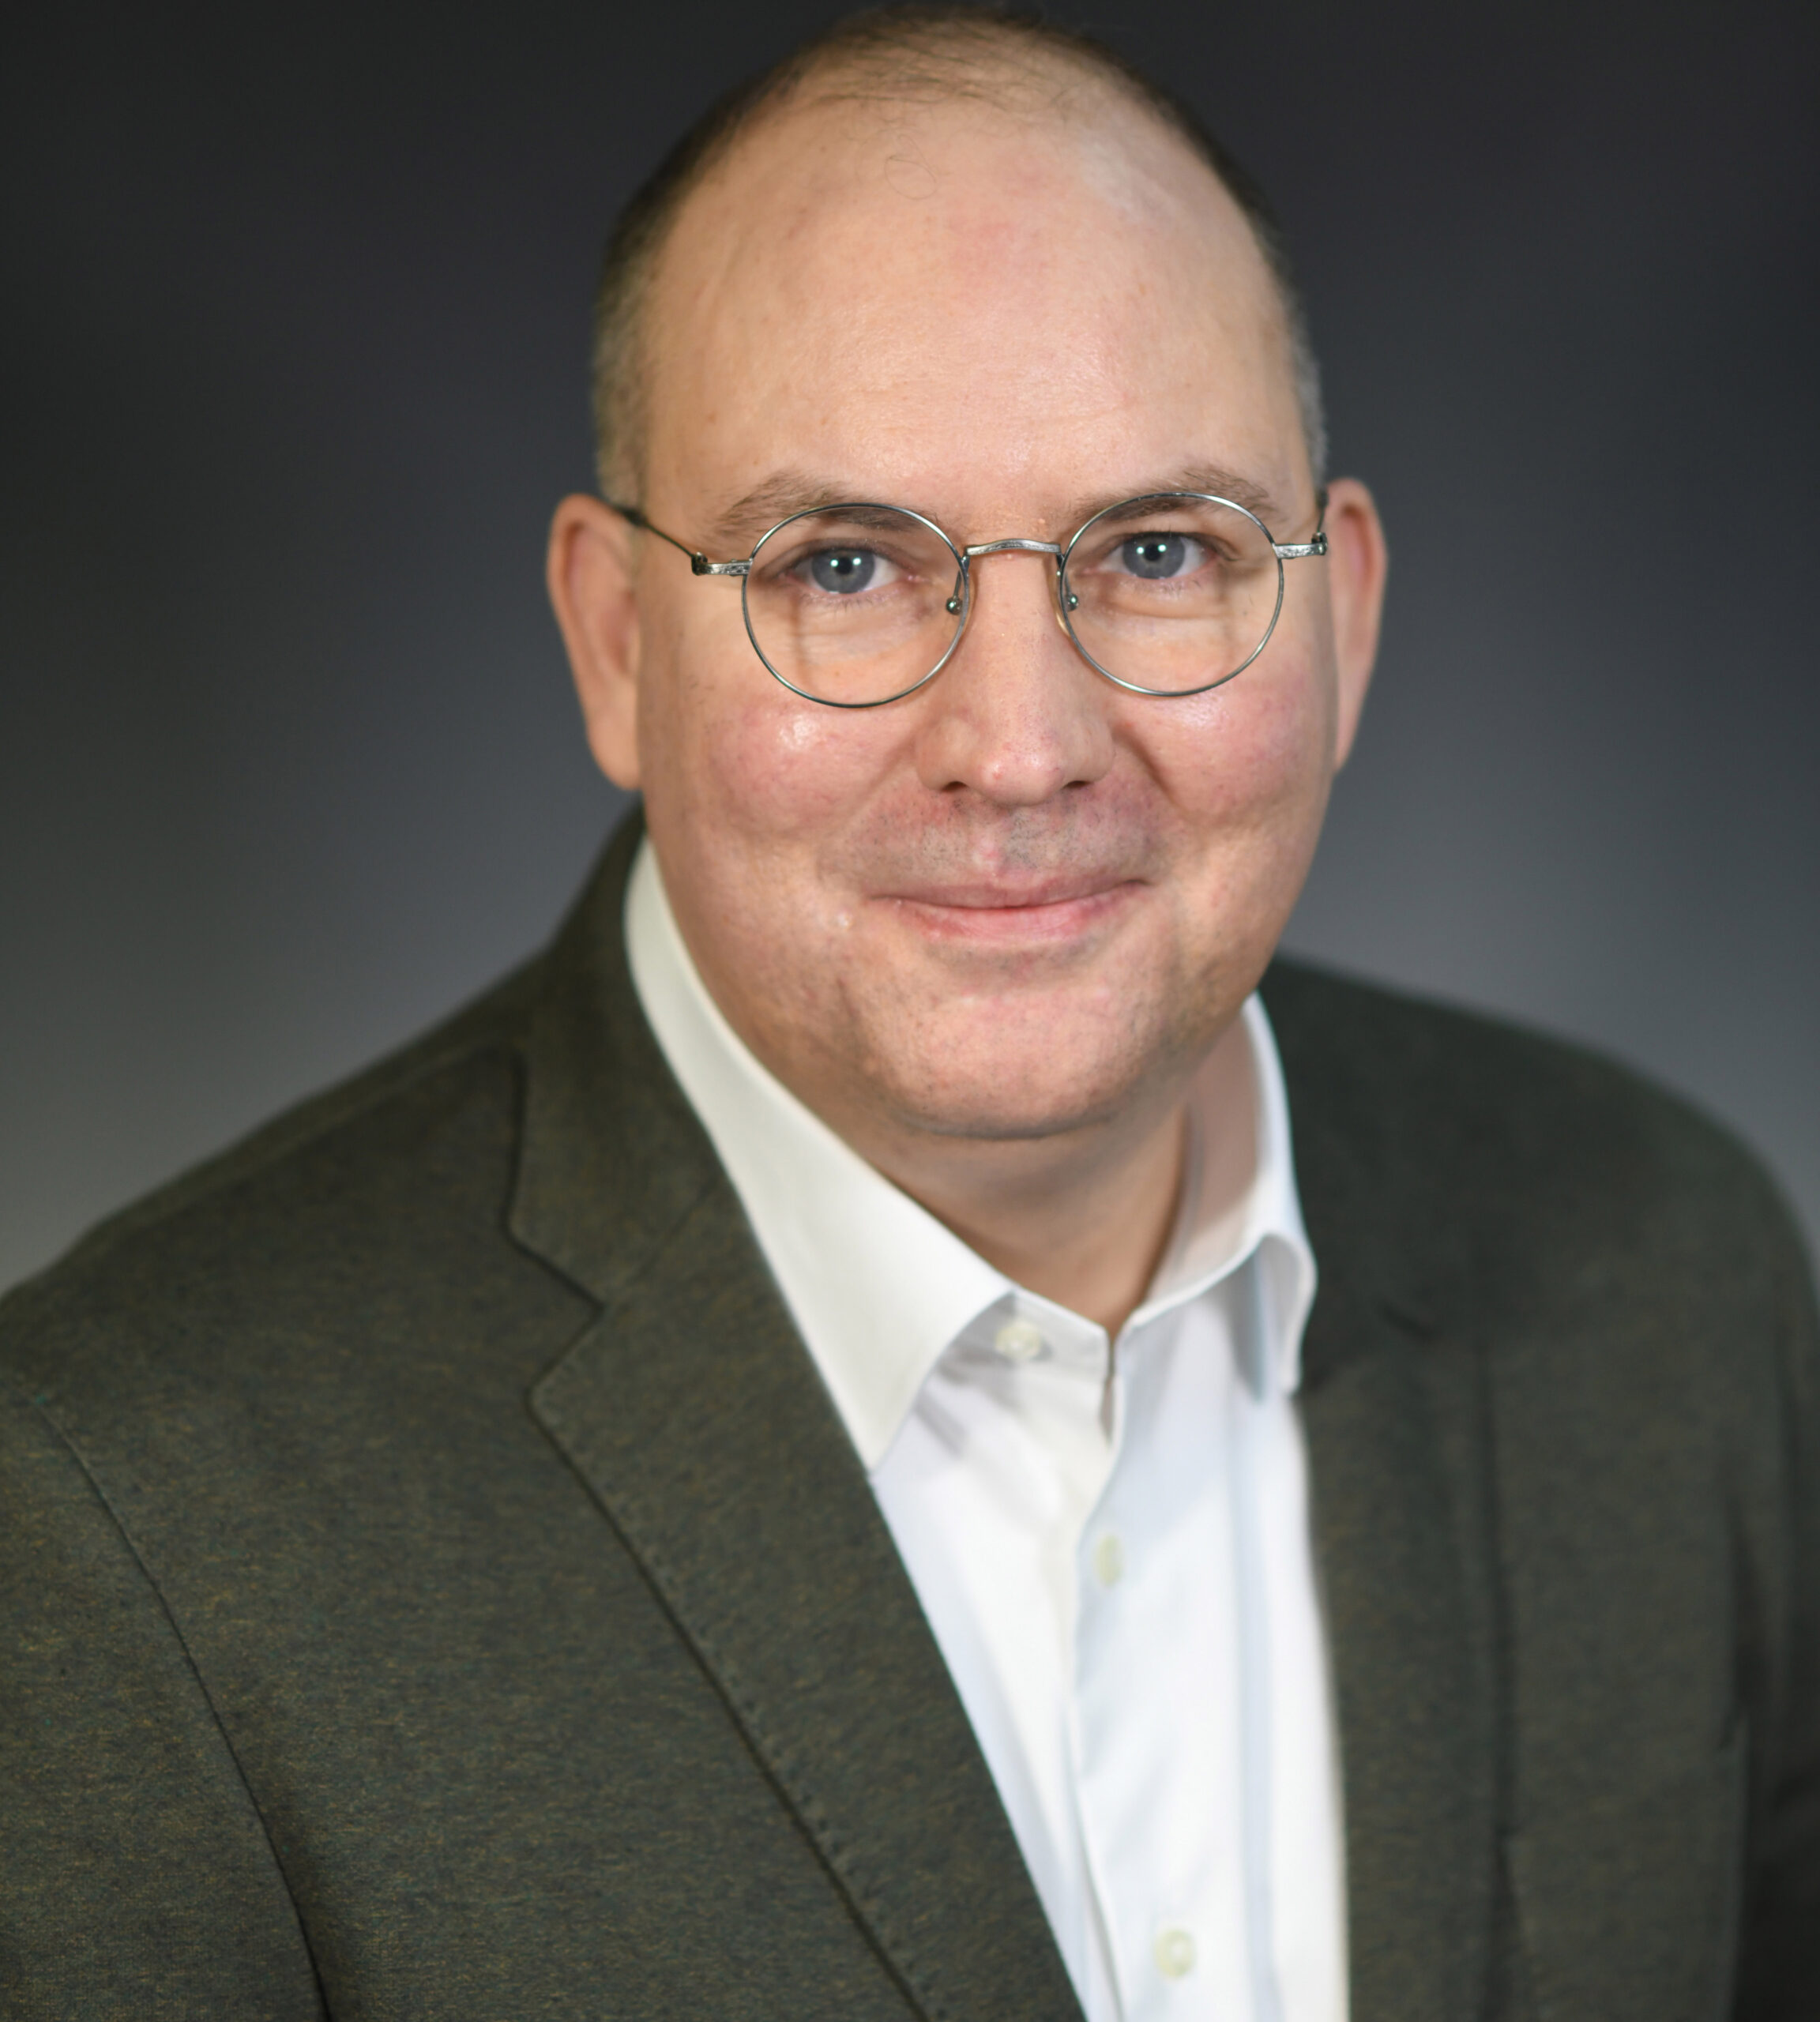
top-left (570, 86), bottom-right (1382, 1153)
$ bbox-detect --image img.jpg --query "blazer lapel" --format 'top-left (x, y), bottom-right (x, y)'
top-left (1269, 964), bottom-right (1504, 2022)
top-left (1299, 1286), bottom-right (1502, 2022)
top-left (512, 822), bottom-right (1084, 2022)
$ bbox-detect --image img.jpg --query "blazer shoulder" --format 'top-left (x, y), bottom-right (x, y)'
top-left (0, 953), bottom-right (558, 1392)
top-left (0, 817), bottom-right (657, 1413)
top-left (1260, 955), bottom-right (1811, 1294)
top-left (66, 952), bottom-right (548, 1272)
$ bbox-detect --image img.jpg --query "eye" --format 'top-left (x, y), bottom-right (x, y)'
top-left (1118, 532), bottom-right (1198, 580)
top-left (806, 547), bottom-right (882, 595)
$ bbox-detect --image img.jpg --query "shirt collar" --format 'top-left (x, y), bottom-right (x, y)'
top-left (624, 836), bottom-right (1314, 1471)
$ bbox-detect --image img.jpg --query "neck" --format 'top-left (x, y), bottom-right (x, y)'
top-left (811, 1017), bottom-right (1257, 1337)
top-left (633, 842), bottom-right (1258, 1336)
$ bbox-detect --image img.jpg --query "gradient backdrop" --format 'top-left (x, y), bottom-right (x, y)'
top-left (5, 0), bottom-right (1816, 1292)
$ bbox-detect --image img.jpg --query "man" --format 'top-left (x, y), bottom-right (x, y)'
top-left (2, 7), bottom-right (1814, 2019)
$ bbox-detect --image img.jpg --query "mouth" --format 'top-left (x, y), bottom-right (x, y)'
top-left (876, 874), bottom-right (1146, 945)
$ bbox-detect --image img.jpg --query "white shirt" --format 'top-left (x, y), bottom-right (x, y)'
top-left (625, 839), bottom-right (1348, 2022)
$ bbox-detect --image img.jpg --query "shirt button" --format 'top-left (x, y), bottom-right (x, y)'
top-left (1154, 1928), bottom-right (1197, 1979)
top-left (993, 1317), bottom-right (1045, 1362)
top-left (1092, 1533), bottom-right (1125, 1587)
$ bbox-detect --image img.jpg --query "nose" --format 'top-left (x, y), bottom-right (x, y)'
top-left (912, 547), bottom-right (1116, 805)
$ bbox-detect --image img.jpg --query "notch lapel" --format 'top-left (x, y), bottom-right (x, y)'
top-left (513, 822), bottom-right (1084, 2022)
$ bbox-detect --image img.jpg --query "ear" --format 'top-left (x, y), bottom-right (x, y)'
top-left (1318, 476), bottom-right (1389, 770)
top-left (547, 494), bottom-right (642, 790)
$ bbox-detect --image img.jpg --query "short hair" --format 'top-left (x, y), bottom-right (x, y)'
top-left (590, 2), bottom-right (1327, 501)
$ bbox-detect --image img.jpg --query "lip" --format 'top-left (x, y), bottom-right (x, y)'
top-left (877, 874), bottom-right (1145, 944)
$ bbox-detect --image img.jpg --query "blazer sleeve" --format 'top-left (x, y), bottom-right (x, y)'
top-left (1735, 1212), bottom-right (1820, 2020)
top-left (0, 1383), bottom-right (326, 2020)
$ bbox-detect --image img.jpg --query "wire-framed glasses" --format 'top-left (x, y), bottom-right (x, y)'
top-left (604, 488), bottom-right (1329, 708)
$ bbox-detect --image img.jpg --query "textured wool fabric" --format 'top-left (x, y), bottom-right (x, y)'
top-left (2, 812), bottom-right (1816, 2021)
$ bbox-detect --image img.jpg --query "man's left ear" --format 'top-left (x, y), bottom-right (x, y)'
top-left (547, 494), bottom-right (643, 791)
top-left (1317, 476), bottom-right (1389, 770)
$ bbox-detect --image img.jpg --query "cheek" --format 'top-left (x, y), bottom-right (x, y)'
top-left (1150, 637), bottom-right (1339, 836)
top-left (720, 704), bottom-right (875, 837)
top-left (637, 593), bottom-right (901, 851)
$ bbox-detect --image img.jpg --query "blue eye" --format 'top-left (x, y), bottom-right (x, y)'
top-left (809, 549), bottom-right (878, 594)
top-left (1120, 533), bottom-right (1189, 579)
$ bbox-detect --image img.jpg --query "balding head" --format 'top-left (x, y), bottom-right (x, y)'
top-left (546, 2), bottom-right (1386, 1227)
top-left (591, 3), bottom-right (1325, 503)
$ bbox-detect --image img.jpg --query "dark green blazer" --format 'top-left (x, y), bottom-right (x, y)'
top-left (3, 817), bottom-right (1816, 2021)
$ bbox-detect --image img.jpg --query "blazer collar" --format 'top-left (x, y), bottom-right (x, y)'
top-left (508, 815), bottom-right (721, 1305)
top-left (512, 815), bottom-right (1085, 2022)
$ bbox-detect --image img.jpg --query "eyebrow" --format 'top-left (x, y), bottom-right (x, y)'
top-left (1066, 464), bottom-right (1288, 531)
top-left (698, 460), bottom-right (1294, 555)
top-left (701, 473), bottom-right (855, 554)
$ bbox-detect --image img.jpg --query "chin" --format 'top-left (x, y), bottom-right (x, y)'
top-left (806, 930), bottom-right (1234, 1147)
top-left (870, 1022), bottom-right (1170, 1145)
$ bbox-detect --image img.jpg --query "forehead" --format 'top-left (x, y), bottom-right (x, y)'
top-left (639, 76), bottom-right (1303, 528)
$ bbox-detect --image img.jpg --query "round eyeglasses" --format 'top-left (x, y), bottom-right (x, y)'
top-left (604, 489), bottom-right (1328, 708)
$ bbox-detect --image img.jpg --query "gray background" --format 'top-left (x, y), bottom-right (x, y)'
top-left (4, 0), bottom-right (1815, 1293)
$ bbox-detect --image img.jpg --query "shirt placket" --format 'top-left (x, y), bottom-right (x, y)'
top-left (1068, 1279), bottom-right (1264, 2022)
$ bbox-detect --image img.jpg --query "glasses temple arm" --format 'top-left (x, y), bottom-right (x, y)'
top-left (600, 499), bottom-right (750, 577)
top-left (1273, 486), bottom-right (1330, 562)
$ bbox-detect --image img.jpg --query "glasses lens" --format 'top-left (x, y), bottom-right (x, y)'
top-left (744, 506), bottom-right (965, 705)
top-left (1062, 495), bottom-right (1283, 695)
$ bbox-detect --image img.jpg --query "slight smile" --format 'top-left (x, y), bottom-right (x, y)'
top-left (878, 877), bottom-right (1147, 946)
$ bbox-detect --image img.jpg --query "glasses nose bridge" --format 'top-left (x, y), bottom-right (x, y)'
top-left (961, 535), bottom-right (1066, 564)
top-left (953, 534), bottom-right (1070, 624)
